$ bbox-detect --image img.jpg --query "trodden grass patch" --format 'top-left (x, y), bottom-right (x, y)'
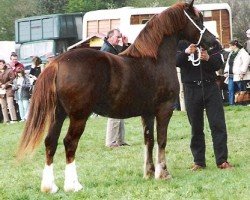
top-left (0, 106), bottom-right (249, 199)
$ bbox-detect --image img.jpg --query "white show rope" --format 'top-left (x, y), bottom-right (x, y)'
top-left (184, 10), bottom-right (207, 66)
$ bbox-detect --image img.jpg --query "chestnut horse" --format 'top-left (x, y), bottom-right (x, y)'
top-left (18, 0), bottom-right (217, 193)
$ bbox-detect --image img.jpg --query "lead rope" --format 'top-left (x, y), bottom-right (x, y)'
top-left (199, 62), bottom-right (209, 134)
top-left (184, 10), bottom-right (207, 66)
top-left (184, 10), bottom-right (209, 131)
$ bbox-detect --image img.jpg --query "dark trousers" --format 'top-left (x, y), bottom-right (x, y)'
top-left (184, 82), bottom-right (228, 166)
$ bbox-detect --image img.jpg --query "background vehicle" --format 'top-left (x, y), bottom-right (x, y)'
top-left (69, 3), bottom-right (232, 50)
top-left (15, 13), bottom-right (83, 69)
top-left (68, 3), bottom-right (232, 110)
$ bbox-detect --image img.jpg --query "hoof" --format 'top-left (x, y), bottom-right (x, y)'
top-left (64, 181), bottom-right (83, 192)
top-left (41, 183), bottom-right (59, 193)
top-left (155, 172), bottom-right (172, 180)
top-left (143, 170), bottom-right (155, 179)
top-left (144, 163), bottom-right (155, 179)
top-left (155, 163), bottom-right (172, 180)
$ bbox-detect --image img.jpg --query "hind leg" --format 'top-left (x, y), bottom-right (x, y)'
top-left (141, 116), bottom-right (155, 179)
top-left (155, 102), bottom-right (173, 180)
top-left (63, 116), bottom-right (87, 192)
top-left (41, 106), bottom-right (66, 193)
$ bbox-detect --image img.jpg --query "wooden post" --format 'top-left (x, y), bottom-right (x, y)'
top-left (177, 67), bottom-right (186, 111)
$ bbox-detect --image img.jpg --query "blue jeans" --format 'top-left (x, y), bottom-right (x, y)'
top-left (228, 75), bottom-right (245, 105)
top-left (228, 76), bottom-right (235, 105)
top-left (17, 99), bottom-right (29, 120)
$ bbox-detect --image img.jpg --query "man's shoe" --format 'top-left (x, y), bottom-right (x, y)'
top-left (121, 142), bottom-right (130, 146)
top-left (191, 164), bottom-right (205, 171)
top-left (217, 162), bottom-right (233, 169)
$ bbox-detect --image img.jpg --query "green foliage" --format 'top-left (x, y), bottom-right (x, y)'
top-left (36, 0), bottom-right (69, 15)
top-left (126, 0), bottom-right (179, 7)
top-left (0, 0), bottom-right (37, 40)
top-left (66, 0), bottom-right (114, 13)
top-left (0, 106), bottom-right (249, 199)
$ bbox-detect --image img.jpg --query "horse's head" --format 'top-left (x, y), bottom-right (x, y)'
top-left (180, 0), bottom-right (217, 50)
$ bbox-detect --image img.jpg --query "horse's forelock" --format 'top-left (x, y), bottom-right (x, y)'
top-left (121, 3), bottom-right (187, 58)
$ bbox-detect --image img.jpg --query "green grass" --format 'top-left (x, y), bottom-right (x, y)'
top-left (0, 106), bottom-right (249, 200)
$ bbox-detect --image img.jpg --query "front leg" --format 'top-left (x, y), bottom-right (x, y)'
top-left (155, 103), bottom-right (174, 180)
top-left (141, 116), bottom-right (155, 179)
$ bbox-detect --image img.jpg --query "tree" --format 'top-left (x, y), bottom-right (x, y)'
top-left (124, 0), bottom-right (178, 7)
top-left (66, 0), bottom-right (114, 13)
top-left (0, 0), bottom-right (37, 40)
top-left (36, 0), bottom-right (69, 15)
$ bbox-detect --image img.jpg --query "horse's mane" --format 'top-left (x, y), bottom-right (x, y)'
top-left (120, 3), bottom-right (187, 58)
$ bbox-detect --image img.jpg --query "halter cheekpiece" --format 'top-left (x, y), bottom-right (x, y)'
top-left (184, 10), bottom-right (207, 66)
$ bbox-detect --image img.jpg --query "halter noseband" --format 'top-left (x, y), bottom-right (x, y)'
top-left (184, 10), bottom-right (207, 66)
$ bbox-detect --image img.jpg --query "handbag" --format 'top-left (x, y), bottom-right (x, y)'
top-left (234, 91), bottom-right (250, 103)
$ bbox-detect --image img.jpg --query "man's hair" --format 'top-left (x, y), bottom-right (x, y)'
top-left (10, 52), bottom-right (18, 58)
top-left (107, 28), bottom-right (120, 38)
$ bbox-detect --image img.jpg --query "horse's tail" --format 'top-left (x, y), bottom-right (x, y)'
top-left (17, 61), bottom-right (59, 159)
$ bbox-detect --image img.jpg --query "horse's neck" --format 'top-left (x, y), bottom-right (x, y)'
top-left (157, 35), bottom-right (179, 63)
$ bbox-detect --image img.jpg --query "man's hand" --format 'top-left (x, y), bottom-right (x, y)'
top-left (122, 36), bottom-right (128, 46)
top-left (200, 49), bottom-right (210, 61)
top-left (185, 44), bottom-right (197, 54)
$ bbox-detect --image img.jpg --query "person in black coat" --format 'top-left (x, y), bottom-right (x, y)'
top-left (176, 40), bottom-right (232, 170)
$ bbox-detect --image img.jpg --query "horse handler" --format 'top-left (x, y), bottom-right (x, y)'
top-left (176, 40), bottom-right (233, 170)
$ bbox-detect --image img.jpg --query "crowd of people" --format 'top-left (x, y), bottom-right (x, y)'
top-left (0, 52), bottom-right (55, 123)
top-left (224, 39), bottom-right (250, 105)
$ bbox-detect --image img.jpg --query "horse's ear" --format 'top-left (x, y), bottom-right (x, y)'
top-left (188, 0), bottom-right (195, 9)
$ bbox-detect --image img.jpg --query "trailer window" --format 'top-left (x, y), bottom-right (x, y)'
top-left (130, 14), bottom-right (155, 25)
top-left (20, 40), bottom-right (54, 60)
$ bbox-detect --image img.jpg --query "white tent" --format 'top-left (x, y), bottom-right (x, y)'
top-left (0, 41), bottom-right (15, 63)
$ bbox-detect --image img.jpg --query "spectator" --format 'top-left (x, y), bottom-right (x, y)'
top-left (224, 40), bottom-right (250, 105)
top-left (176, 40), bottom-right (232, 170)
top-left (100, 28), bottom-right (130, 147)
top-left (245, 29), bottom-right (250, 54)
top-left (0, 59), bottom-right (18, 123)
top-left (8, 52), bottom-right (24, 75)
top-left (12, 68), bottom-right (31, 121)
top-left (29, 56), bottom-right (44, 85)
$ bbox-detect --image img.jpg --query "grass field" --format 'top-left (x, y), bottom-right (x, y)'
top-left (0, 106), bottom-right (249, 200)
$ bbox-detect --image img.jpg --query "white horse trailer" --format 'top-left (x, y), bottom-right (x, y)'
top-left (77, 3), bottom-right (232, 48)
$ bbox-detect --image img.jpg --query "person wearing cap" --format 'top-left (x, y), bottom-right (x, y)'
top-left (0, 59), bottom-right (18, 123)
top-left (224, 40), bottom-right (250, 105)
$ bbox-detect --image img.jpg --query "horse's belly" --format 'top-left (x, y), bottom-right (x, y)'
top-left (93, 101), bottom-right (155, 118)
